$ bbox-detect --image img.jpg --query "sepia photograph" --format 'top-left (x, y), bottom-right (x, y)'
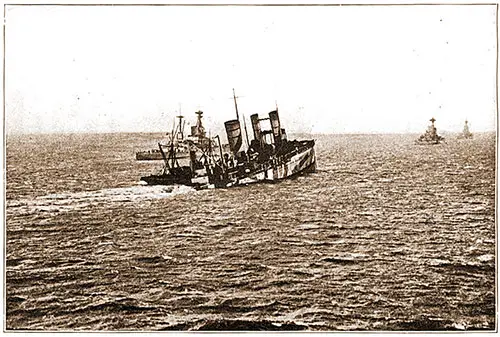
top-left (3, 2), bottom-right (497, 331)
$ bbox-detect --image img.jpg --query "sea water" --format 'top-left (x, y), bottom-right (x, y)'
top-left (5, 132), bottom-right (496, 330)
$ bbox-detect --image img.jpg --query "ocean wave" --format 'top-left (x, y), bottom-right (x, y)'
top-left (160, 318), bottom-right (308, 331)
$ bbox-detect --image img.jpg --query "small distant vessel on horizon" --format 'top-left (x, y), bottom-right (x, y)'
top-left (416, 117), bottom-right (445, 145)
top-left (458, 119), bottom-right (473, 139)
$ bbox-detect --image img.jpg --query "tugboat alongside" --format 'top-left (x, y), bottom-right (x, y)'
top-left (141, 90), bottom-right (316, 189)
top-left (458, 119), bottom-right (473, 139)
top-left (416, 117), bottom-right (445, 145)
top-left (136, 111), bottom-right (209, 161)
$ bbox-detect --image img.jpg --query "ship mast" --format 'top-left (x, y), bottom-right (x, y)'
top-left (176, 114), bottom-right (184, 140)
top-left (232, 88), bottom-right (240, 120)
top-left (178, 103), bottom-right (185, 140)
top-left (243, 114), bottom-right (250, 148)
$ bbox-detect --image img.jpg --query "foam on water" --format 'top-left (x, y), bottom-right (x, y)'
top-left (476, 254), bottom-right (494, 262)
top-left (6, 185), bottom-right (195, 216)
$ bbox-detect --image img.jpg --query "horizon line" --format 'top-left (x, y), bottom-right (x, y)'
top-left (4, 130), bottom-right (497, 136)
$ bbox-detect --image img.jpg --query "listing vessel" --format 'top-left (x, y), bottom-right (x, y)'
top-left (135, 111), bottom-right (209, 160)
top-left (141, 90), bottom-right (316, 189)
top-left (416, 117), bottom-right (445, 145)
top-left (458, 120), bottom-right (473, 139)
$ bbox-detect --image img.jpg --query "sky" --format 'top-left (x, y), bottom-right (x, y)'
top-left (4, 4), bottom-right (498, 135)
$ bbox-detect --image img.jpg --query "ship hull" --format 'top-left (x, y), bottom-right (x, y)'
top-left (140, 140), bottom-right (316, 189)
top-left (415, 140), bottom-right (442, 145)
top-left (140, 166), bottom-right (192, 186)
top-left (415, 136), bottom-right (445, 145)
top-left (226, 141), bottom-right (316, 187)
top-left (140, 174), bottom-right (190, 186)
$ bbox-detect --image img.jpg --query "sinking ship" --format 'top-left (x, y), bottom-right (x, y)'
top-left (416, 117), bottom-right (445, 145)
top-left (141, 90), bottom-right (316, 189)
top-left (135, 111), bottom-right (209, 160)
top-left (458, 120), bottom-right (473, 139)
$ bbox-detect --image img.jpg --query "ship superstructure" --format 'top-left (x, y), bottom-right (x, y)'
top-left (136, 111), bottom-right (209, 161)
top-left (458, 120), bottom-right (473, 139)
top-left (416, 117), bottom-right (445, 145)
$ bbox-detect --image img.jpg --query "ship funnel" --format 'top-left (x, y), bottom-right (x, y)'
top-left (224, 119), bottom-right (243, 154)
top-left (250, 114), bottom-right (262, 143)
top-left (268, 110), bottom-right (282, 144)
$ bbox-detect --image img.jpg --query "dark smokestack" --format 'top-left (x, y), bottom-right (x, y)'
top-left (224, 119), bottom-right (242, 154)
top-left (250, 114), bottom-right (262, 144)
top-left (268, 110), bottom-right (282, 145)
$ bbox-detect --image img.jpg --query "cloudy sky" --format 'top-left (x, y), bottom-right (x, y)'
top-left (5, 4), bottom-right (497, 135)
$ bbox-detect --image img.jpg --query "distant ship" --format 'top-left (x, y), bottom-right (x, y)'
top-left (416, 117), bottom-right (445, 145)
top-left (458, 120), bottom-right (473, 139)
top-left (135, 111), bottom-right (209, 161)
top-left (141, 90), bottom-right (316, 189)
